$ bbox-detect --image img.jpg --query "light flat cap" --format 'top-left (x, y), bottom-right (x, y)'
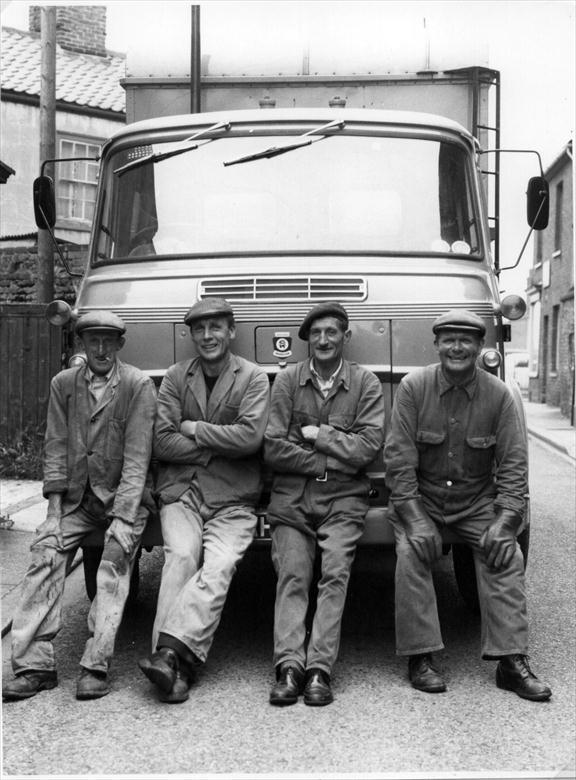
top-left (432, 309), bottom-right (486, 337)
top-left (76, 310), bottom-right (126, 335)
top-left (298, 301), bottom-right (349, 340)
top-left (184, 297), bottom-right (234, 326)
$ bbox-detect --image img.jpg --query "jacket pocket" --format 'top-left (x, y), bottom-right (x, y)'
top-left (465, 434), bottom-right (497, 477)
top-left (219, 403), bottom-right (240, 425)
top-left (106, 418), bottom-right (125, 461)
top-left (328, 413), bottom-right (354, 431)
top-left (416, 429), bottom-right (446, 474)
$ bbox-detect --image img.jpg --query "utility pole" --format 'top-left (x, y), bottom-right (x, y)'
top-left (190, 5), bottom-right (201, 113)
top-left (37, 6), bottom-right (56, 303)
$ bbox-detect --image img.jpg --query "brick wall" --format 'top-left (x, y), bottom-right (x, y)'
top-left (0, 245), bottom-right (86, 304)
top-left (29, 5), bottom-right (107, 57)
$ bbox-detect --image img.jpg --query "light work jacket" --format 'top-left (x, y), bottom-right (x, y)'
top-left (153, 354), bottom-right (270, 510)
top-left (43, 360), bottom-right (157, 524)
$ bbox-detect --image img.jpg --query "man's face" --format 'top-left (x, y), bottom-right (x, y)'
top-left (80, 329), bottom-right (124, 376)
top-left (435, 329), bottom-right (483, 381)
top-left (190, 316), bottom-right (235, 365)
top-left (308, 316), bottom-right (350, 370)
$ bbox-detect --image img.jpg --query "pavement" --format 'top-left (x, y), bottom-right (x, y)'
top-left (0, 399), bottom-right (574, 639)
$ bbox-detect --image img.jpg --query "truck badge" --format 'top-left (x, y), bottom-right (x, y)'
top-left (273, 331), bottom-right (292, 358)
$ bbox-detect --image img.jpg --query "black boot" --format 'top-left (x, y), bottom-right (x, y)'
top-left (270, 663), bottom-right (304, 706)
top-left (496, 655), bottom-right (552, 701)
top-left (138, 647), bottom-right (179, 693)
top-left (408, 654), bottom-right (447, 693)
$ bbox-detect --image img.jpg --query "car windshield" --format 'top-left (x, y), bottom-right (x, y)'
top-left (95, 133), bottom-right (481, 260)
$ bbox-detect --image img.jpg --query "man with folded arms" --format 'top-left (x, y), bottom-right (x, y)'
top-left (264, 301), bottom-right (384, 706)
top-left (384, 309), bottom-right (551, 701)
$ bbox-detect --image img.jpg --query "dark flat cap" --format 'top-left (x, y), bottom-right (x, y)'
top-left (298, 301), bottom-right (349, 340)
top-left (432, 309), bottom-right (486, 337)
top-left (184, 297), bottom-right (234, 326)
top-left (76, 311), bottom-right (126, 335)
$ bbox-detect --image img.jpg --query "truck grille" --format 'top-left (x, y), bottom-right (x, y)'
top-left (199, 276), bottom-right (367, 302)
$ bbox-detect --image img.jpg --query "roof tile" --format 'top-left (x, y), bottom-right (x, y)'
top-left (1, 26), bottom-right (125, 114)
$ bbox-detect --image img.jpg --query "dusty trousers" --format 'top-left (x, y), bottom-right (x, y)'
top-left (152, 484), bottom-right (257, 661)
top-left (10, 490), bottom-right (147, 675)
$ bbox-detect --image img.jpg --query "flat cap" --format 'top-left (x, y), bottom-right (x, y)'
top-left (298, 301), bottom-right (349, 340)
top-left (76, 310), bottom-right (126, 335)
top-left (184, 297), bottom-right (234, 326)
top-left (432, 309), bottom-right (486, 337)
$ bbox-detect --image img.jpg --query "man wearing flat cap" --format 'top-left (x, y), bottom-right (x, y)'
top-left (139, 298), bottom-right (270, 703)
top-left (384, 308), bottom-right (551, 701)
top-left (3, 311), bottom-right (156, 702)
top-left (264, 301), bottom-right (384, 706)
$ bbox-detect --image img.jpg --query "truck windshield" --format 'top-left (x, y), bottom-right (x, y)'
top-left (96, 134), bottom-right (481, 260)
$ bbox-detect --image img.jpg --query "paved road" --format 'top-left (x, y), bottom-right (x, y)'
top-left (2, 438), bottom-right (575, 778)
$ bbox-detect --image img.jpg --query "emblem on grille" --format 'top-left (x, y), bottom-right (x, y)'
top-left (273, 331), bottom-right (292, 358)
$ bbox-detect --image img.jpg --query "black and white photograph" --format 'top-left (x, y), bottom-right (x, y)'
top-left (1, 1), bottom-right (574, 779)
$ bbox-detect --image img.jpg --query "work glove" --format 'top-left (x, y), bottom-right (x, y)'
top-left (479, 508), bottom-right (523, 570)
top-left (395, 498), bottom-right (442, 565)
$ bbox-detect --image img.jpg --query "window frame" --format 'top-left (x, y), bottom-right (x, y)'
top-left (55, 134), bottom-right (101, 230)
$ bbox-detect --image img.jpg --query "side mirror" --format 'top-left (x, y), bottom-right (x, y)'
top-left (526, 176), bottom-right (549, 230)
top-left (33, 175), bottom-right (56, 229)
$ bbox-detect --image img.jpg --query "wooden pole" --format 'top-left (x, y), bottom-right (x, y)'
top-left (190, 5), bottom-right (201, 113)
top-left (37, 6), bottom-right (56, 303)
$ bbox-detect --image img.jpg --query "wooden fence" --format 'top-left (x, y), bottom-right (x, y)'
top-left (0, 304), bottom-right (63, 444)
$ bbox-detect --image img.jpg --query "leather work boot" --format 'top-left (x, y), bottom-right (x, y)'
top-left (76, 668), bottom-right (110, 700)
top-left (496, 655), bottom-right (552, 702)
top-left (269, 663), bottom-right (304, 706)
top-left (2, 671), bottom-right (58, 702)
top-left (158, 670), bottom-right (192, 704)
top-left (408, 654), bottom-right (447, 693)
top-left (138, 647), bottom-right (179, 694)
top-left (303, 668), bottom-right (333, 706)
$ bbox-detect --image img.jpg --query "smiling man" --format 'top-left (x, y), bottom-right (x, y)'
top-left (138, 298), bottom-right (270, 703)
top-left (384, 309), bottom-right (551, 701)
top-left (264, 301), bottom-right (384, 706)
top-left (3, 311), bottom-right (156, 702)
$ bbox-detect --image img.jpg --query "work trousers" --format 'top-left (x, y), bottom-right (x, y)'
top-left (11, 490), bottom-right (147, 676)
top-left (152, 484), bottom-right (257, 662)
top-left (270, 482), bottom-right (367, 677)
top-left (390, 504), bottom-right (529, 658)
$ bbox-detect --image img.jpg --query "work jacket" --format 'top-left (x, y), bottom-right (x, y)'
top-left (43, 361), bottom-right (156, 524)
top-left (384, 364), bottom-right (528, 519)
top-left (264, 359), bottom-right (384, 504)
top-left (153, 354), bottom-right (270, 509)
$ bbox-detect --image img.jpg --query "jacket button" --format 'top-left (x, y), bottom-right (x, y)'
top-left (87, 450), bottom-right (93, 455)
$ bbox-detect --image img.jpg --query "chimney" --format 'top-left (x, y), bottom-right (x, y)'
top-left (29, 5), bottom-right (107, 57)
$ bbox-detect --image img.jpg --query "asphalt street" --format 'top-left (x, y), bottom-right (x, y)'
top-left (1, 437), bottom-right (575, 779)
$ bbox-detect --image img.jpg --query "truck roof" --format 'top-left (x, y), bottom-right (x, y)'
top-left (105, 107), bottom-right (476, 145)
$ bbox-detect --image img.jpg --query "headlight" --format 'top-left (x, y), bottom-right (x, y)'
top-left (500, 294), bottom-right (527, 321)
top-left (69, 352), bottom-right (87, 368)
top-left (479, 349), bottom-right (502, 371)
top-left (46, 300), bottom-right (73, 326)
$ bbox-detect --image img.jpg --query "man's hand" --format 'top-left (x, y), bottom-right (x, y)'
top-left (301, 425), bottom-right (320, 443)
top-left (105, 517), bottom-right (134, 555)
top-left (480, 509), bottom-right (523, 569)
top-left (396, 498), bottom-right (442, 565)
top-left (180, 420), bottom-right (197, 439)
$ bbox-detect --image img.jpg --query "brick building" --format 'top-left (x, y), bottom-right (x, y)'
top-left (0, 6), bottom-right (126, 303)
top-left (526, 140), bottom-right (574, 422)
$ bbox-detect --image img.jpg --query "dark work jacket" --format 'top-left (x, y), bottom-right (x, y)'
top-left (384, 364), bottom-right (528, 519)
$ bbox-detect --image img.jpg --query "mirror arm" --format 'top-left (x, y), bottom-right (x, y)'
top-left (497, 195), bottom-right (547, 274)
top-left (38, 204), bottom-right (83, 279)
top-left (478, 148), bottom-right (544, 176)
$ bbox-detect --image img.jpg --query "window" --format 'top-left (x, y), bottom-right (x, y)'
top-left (535, 230), bottom-right (543, 265)
top-left (551, 304), bottom-right (560, 372)
top-left (57, 138), bottom-right (100, 224)
top-left (554, 181), bottom-right (563, 253)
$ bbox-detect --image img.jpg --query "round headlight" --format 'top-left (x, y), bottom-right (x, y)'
top-left (69, 352), bottom-right (87, 368)
top-left (46, 300), bottom-right (72, 326)
top-left (500, 295), bottom-right (527, 321)
top-left (481, 349), bottom-right (502, 370)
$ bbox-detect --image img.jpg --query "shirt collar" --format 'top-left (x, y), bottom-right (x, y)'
top-left (437, 363), bottom-right (479, 399)
top-left (310, 358), bottom-right (343, 386)
top-left (85, 365), bottom-right (115, 384)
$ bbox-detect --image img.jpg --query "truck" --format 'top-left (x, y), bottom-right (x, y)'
top-left (33, 28), bottom-right (549, 609)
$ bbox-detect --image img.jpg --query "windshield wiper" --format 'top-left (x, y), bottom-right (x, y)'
top-left (114, 121), bottom-right (231, 176)
top-left (223, 119), bottom-right (346, 167)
